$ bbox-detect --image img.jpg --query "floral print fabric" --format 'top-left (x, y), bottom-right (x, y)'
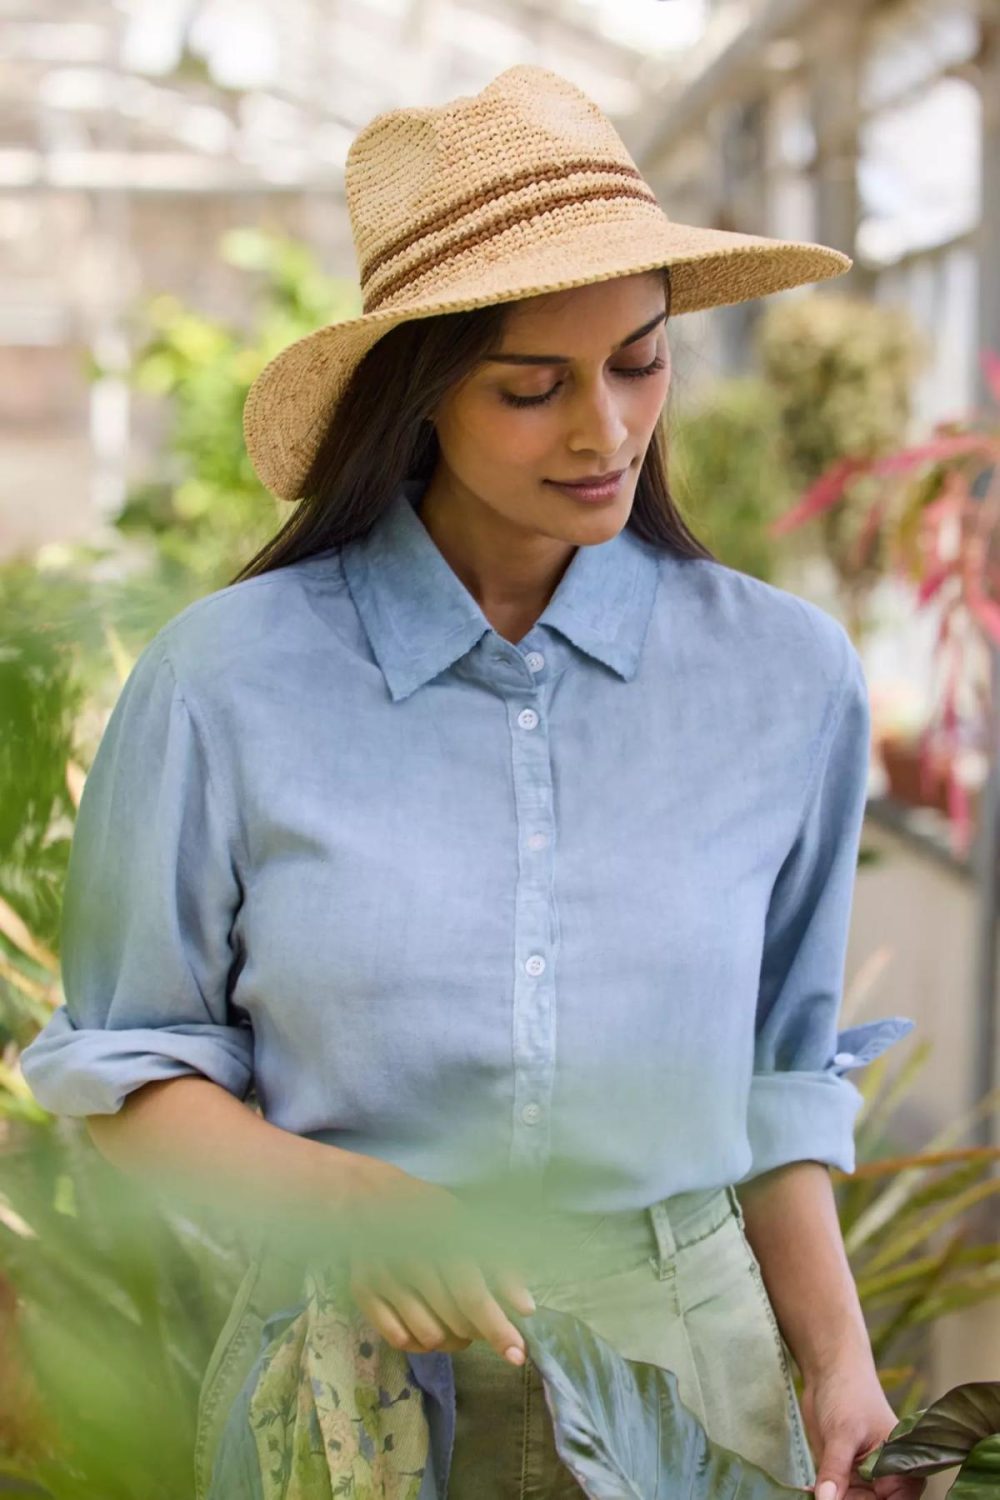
top-left (245, 1262), bottom-right (431, 1500)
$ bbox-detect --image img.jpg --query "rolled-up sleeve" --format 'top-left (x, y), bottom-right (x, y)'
top-left (739, 635), bottom-right (914, 1182)
top-left (19, 639), bottom-right (254, 1116)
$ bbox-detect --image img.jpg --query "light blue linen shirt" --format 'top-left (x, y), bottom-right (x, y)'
top-left (20, 476), bottom-right (914, 1209)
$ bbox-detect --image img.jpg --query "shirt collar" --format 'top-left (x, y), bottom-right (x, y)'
top-left (340, 478), bottom-right (662, 702)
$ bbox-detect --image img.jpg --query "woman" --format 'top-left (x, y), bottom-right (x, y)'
top-left (21, 64), bottom-right (922, 1500)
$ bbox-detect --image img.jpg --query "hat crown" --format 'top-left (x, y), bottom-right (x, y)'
top-left (344, 65), bottom-right (656, 313)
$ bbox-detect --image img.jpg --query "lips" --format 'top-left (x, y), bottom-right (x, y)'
top-left (550, 468), bottom-right (626, 487)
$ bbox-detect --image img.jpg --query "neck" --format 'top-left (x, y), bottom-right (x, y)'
top-left (416, 475), bottom-right (576, 642)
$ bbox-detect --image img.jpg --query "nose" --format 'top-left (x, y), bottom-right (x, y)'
top-left (566, 379), bottom-right (630, 458)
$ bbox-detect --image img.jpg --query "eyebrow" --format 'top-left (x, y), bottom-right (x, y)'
top-left (483, 310), bottom-right (667, 366)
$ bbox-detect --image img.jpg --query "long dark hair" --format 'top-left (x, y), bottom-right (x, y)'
top-left (228, 265), bottom-right (715, 585)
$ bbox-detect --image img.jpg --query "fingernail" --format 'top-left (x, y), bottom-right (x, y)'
top-left (505, 1345), bottom-right (525, 1365)
top-left (815, 1481), bottom-right (837, 1500)
top-left (519, 1292), bottom-right (536, 1314)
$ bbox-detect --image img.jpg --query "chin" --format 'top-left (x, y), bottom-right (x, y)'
top-left (567, 506), bottom-right (630, 540)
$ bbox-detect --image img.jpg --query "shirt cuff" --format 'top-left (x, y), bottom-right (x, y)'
top-left (739, 1015), bottom-right (915, 1180)
top-left (18, 1005), bottom-right (255, 1117)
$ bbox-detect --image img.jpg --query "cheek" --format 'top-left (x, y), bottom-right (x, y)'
top-left (473, 407), bottom-right (557, 469)
top-left (632, 371), bottom-right (670, 429)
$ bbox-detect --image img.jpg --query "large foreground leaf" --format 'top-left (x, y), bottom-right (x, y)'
top-left (514, 1304), bottom-right (810, 1500)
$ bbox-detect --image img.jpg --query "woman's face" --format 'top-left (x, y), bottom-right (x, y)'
top-left (425, 270), bottom-right (671, 544)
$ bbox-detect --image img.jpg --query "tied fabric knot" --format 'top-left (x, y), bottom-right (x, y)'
top-left (244, 1258), bottom-right (432, 1500)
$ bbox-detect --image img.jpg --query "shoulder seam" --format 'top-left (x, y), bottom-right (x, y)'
top-left (154, 569), bottom-right (299, 641)
top-left (150, 557), bottom-right (344, 654)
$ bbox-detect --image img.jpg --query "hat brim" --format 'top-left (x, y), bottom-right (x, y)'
top-left (243, 217), bottom-right (850, 502)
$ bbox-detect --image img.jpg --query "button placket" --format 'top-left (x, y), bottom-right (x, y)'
top-left (486, 637), bottom-right (536, 685)
top-left (506, 677), bottom-right (558, 1177)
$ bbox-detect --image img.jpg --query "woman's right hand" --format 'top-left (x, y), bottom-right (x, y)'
top-left (342, 1158), bottom-right (536, 1365)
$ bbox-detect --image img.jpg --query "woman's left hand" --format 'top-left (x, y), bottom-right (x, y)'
top-left (800, 1357), bottom-right (927, 1500)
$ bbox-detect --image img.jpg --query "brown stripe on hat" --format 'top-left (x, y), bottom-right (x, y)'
top-left (363, 177), bottom-right (661, 313)
top-left (361, 158), bottom-right (651, 287)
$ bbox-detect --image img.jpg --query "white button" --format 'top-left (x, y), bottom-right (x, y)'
top-left (833, 1051), bottom-right (856, 1067)
top-left (517, 707), bottom-right (539, 730)
top-left (526, 832), bottom-right (548, 851)
top-left (524, 651), bottom-right (545, 672)
top-left (525, 954), bottom-right (546, 976)
top-left (521, 1103), bottom-right (542, 1125)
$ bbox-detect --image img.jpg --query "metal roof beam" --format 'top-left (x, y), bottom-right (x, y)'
top-left (639, 0), bottom-right (865, 168)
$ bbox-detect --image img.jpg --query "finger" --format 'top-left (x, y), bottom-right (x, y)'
top-left (400, 1260), bottom-right (479, 1340)
top-left (354, 1288), bottom-right (471, 1353)
top-left (353, 1284), bottom-right (467, 1356)
top-left (872, 1478), bottom-right (927, 1500)
top-left (815, 1442), bottom-right (863, 1500)
top-left (377, 1277), bottom-right (452, 1349)
top-left (351, 1286), bottom-right (414, 1352)
top-left (351, 1259), bottom-right (441, 1346)
top-left (352, 1257), bottom-right (476, 1350)
top-left (489, 1263), bottom-right (537, 1316)
top-left (366, 1257), bottom-right (459, 1349)
top-left (815, 1440), bottom-right (869, 1500)
top-left (448, 1256), bottom-right (527, 1363)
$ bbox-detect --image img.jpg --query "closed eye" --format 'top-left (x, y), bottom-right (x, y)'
top-left (499, 356), bottom-right (667, 409)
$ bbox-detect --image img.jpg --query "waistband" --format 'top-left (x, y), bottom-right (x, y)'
top-left (511, 1183), bottom-right (741, 1287)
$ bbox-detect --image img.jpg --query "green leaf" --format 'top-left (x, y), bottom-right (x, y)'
top-left (856, 1381), bottom-right (1000, 1484)
top-left (516, 1304), bottom-right (810, 1499)
top-left (863, 1176), bottom-right (1000, 1274)
top-left (948, 1434), bottom-right (1000, 1499)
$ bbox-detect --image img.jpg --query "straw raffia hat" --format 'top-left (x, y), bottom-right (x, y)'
top-left (243, 63), bottom-right (851, 503)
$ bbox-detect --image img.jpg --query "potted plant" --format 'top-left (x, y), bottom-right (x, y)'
top-left (768, 350), bottom-right (1000, 862)
top-left (667, 374), bottom-right (797, 582)
top-left (756, 291), bottom-right (930, 644)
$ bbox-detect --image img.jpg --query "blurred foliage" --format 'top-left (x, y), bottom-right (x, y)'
top-left (829, 1031), bottom-right (1000, 1411)
top-left (757, 293), bottom-right (928, 487)
top-left (0, 1123), bottom-right (246, 1498)
top-left (756, 292), bottom-right (930, 638)
top-left (0, 572), bottom-right (84, 959)
top-left (101, 227), bottom-right (364, 603)
top-left (669, 377), bottom-right (795, 582)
